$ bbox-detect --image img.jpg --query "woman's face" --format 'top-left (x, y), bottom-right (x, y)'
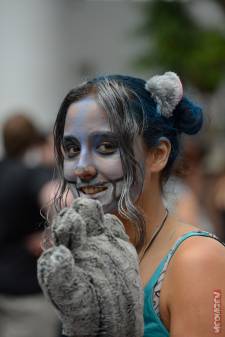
top-left (63, 96), bottom-right (124, 214)
top-left (62, 96), bottom-right (145, 214)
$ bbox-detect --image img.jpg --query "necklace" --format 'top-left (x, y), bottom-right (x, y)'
top-left (139, 208), bottom-right (169, 263)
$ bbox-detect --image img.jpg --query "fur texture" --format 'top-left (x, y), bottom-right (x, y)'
top-left (37, 198), bottom-right (144, 337)
top-left (145, 71), bottom-right (183, 117)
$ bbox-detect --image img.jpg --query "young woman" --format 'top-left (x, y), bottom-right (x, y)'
top-left (39, 72), bottom-right (225, 337)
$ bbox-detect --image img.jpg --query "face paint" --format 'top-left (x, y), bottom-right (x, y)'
top-left (63, 97), bottom-right (125, 214)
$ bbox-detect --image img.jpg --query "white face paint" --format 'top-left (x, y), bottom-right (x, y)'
top-left (63, 97), bottom-right (125, 214)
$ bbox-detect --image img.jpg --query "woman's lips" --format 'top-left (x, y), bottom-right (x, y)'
top-left (79, 185), bottom-right (107, 195)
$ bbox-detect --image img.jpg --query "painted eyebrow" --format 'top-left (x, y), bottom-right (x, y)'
top-left (90, 131), bottom-right (118, 140)
top-left (63, 132), bottom-right (118, 142)
top-left (62, 135), bottom-right (80, 144)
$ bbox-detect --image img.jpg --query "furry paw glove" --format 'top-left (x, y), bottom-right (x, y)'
top-left (37, 197), bottom-right (144, 337)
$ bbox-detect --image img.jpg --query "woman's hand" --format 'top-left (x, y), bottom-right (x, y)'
top-left (37, 197), bottom-right (144, 337)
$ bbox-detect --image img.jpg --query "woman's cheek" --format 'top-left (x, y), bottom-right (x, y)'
top-left (96, 154), bottom-right (123, 181)
top-left (63, 160), bottom-right (76, 181)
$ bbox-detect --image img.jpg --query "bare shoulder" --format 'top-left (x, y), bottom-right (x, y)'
top-left (172, 233), bottom-right (225, 266)
top-left (166, 234), bottom-right (225, 286)
top-left (163, 233), bottom-right (225, 336)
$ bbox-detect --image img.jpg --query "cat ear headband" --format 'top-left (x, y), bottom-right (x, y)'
top-left (145, 71), bottom-right (183, 118)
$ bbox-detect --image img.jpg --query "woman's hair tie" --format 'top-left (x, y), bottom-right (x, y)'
top-left (145, 71), bottom-right (183, 118)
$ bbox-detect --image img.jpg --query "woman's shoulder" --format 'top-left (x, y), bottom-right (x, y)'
top-left (169, 220), bottom-right (225, 262)
top-left (177, 232), bottom-right (224, 259)
top-left (166, 228), bottom-right (225, 289)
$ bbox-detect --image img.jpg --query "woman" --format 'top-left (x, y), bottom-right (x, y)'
top-left (39, 72), bottom-right (225, 337)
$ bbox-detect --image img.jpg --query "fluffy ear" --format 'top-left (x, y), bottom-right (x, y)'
top-left (145, 72), bottom-right (183, 118)
top-left (145, 137), bottom-right (171, 173)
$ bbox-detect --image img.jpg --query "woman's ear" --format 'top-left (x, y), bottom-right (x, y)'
top-left (146, 138), bottom-right (171, 173)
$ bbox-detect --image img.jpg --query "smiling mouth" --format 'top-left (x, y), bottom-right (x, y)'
top-left (79, 185), bottom-right (108, 195)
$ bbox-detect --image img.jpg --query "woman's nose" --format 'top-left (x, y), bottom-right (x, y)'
top-left (74, 165), bottom-right (97, 181)
top-left (73, 148), bottom-right (97, 181)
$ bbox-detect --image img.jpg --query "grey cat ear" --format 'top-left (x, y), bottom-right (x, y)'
top-left (145, 71), bottom-right (183, 118)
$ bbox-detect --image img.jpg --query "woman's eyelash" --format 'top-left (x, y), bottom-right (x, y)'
top-left (96, 142), bottom-right (118, 153)
top-left (63, 143), bottom-right (80, 157)
top-left (63, 139), bottom-right (79, 149)
top-left (103, 142), bottom-right (117, 147)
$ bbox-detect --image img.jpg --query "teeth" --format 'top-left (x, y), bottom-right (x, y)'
top-left (80, 186), bottom-right (107, 194)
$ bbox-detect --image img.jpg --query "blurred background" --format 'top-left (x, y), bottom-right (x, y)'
top-left (0, 1), bottom-right (225, 336)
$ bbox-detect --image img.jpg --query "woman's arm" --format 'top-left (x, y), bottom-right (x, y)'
top-left (165, 236), bottom-right (225, 337)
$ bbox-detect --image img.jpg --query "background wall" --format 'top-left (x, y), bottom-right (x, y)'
top-left (0, 0), bottom-right (145, 130)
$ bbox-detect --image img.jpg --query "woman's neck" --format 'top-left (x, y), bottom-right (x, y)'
top-left (120, 176), bottom-right (167, 252)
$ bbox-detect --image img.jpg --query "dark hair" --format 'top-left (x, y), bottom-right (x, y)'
top-left (2, 113), bottom-right (43, 159)
top-left (53, 74), bottom-right (203, 251)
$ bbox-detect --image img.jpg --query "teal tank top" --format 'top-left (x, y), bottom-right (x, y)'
top-left (143, 231), bottom-right (225, 337)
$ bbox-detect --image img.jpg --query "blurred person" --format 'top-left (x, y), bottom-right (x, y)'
top-left (23, 130), bottom-right (56, 169)
top-left (213, 172), bottom-right (225, 239)
top-left (0, 114), bottom-right (59, 337)
top-left (39, 132), bottom-right (56, 168)
top-left (165, 139), bottom-right (214, 232)
top-left (203, 142), bottom-right (225, 241)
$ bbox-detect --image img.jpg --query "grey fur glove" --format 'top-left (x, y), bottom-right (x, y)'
top-left (37, 197), bottom-right (144, 337)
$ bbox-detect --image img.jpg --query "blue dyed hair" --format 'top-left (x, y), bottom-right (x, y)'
top-left (89, 75), bottom-right (203, 179)
top-left (54, 74), bottom-right (203, 251)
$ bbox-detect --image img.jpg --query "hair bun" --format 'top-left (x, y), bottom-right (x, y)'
top-left (145, 71), bottom-right (183, 118)
top-left (174, 97), bottom-right (203, 135)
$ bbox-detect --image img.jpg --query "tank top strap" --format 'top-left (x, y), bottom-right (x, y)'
top-left (164, 230), bottom-right (221, 267)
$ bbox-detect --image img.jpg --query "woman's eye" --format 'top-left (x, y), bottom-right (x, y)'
top-left (65, 145), bottom-right (80, 158)
top-left (97, 142), bottom-right (117, 154)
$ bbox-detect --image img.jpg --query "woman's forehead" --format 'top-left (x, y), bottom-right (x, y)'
top-left (64, 97), bottom-right (110, 134)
